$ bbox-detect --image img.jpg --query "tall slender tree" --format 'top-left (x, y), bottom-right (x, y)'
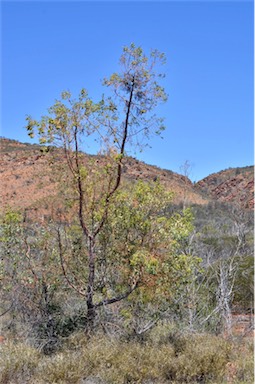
top-left (26, 44), bottom-right (169, 326)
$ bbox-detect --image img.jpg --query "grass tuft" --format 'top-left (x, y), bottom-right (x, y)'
top-left (0, 330), bottom-right (253, 383)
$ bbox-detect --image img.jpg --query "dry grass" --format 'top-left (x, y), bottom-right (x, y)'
top-left (0, 327), bottom-right (253, 384)
top-left (0, 341), bottom-right (40, 384)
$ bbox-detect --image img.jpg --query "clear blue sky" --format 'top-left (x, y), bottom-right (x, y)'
top-left (1, 1), bottom-right (254, 181)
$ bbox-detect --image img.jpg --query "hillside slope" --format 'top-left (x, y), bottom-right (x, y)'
top-left (0, 138), bottom-right (253, 212)
top-left (0, 138), bottom-right (208, 213)
top-left (195, 166), bottom-right (254, 210)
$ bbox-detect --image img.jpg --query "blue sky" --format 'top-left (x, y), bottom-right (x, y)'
top-left (1, 1), bottom-right (253, 181)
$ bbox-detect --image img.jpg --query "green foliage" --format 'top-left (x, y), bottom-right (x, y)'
top-left (231, 255), bottom-right (254, 310)
top-left (1, 210), bottom-right (22, 249)
top-left (58, 179), bottom-right (197, 323)
top-left (0, 210), bottom-right (23, 293)
top-left (23, 44), bottom-right (171, 327)
top-left (99, 181), bottom-right (196, 295)
top-left (26, 43), bottom-right (167, 153)
top-left (15, 42), bottom-right (255, 345)
top-left (191, 201), bottom-right (253, 233)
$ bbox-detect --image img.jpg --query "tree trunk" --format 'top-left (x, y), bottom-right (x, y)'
top-left (86, 236), bottom-right (96, 328)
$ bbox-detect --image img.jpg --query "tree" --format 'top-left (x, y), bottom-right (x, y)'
top-left (56, 180), bottom-right (197, 335)
top-left (26, 44), bottom-right (168, 328)
top-left (189, 206), bottom-right (254, 336)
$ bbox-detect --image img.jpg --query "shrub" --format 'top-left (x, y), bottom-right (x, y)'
top-left (0, 341), bottom-right (40, 384)
top-left (163, 333), bottom-right (231, 383)
top-left (231, 338), bottom-right (254, 384)
top-left (0, 331), bottom-right (253, 383)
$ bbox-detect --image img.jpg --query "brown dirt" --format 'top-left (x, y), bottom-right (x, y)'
top-left (0, 138), bottom-right (208, 214)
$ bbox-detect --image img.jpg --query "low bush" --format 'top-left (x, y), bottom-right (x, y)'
top-left (230, 338), bottom-right (254, 384)
top-left (0, 330), bottom-right (253, 383)
top-left (163, 333), bottom-right (231, 383)
top-left (0, 341), bottom-right (40, 384)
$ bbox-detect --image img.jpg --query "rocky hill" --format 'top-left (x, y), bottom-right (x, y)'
top-left (0, 138), bottom-right (207, 213)
top-left (195, 166), bottom-right (254, 210)
top-left (0, 137), bottom-right (253, 213)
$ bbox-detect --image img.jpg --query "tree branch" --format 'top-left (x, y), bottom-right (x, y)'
top-left (73, 126), bottom-right (91, 239)
top-left (57, 227), bottom-right (86, 297)
top-left (95, 280), bottom-right (138, 308)
top-left (93, 77), bottom-right (135, 238)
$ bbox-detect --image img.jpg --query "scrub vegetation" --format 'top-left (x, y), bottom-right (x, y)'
top-left (0, 44), bottom-right (253, 383)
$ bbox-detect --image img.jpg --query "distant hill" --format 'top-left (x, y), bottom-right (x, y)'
top-left (0, 137), bottom-right (253, 213)
top-left (194, 166), bottom-right (254, 210)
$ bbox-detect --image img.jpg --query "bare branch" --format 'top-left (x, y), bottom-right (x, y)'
top-left (0, 302), bottom-right (14, 317)
top-left (95, 280), bottom-right (139, 308)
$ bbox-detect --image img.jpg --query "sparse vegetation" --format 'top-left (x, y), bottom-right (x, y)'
top-left (0, 45), bottom-right (253, 383)
top-left (0, 329), bottom-right (253, 384)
